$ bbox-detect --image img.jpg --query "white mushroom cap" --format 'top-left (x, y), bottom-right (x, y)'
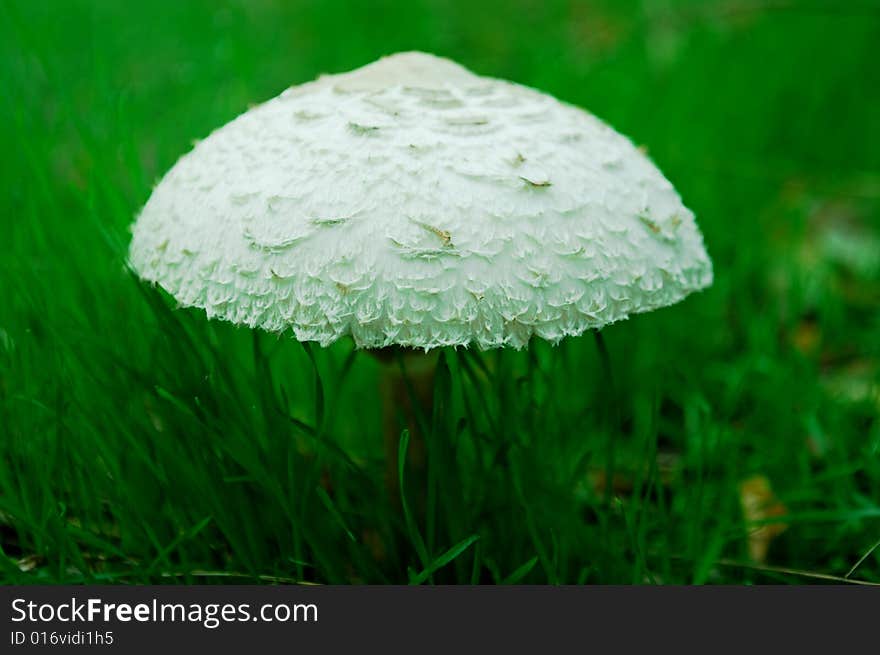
top-left (130, 51), bottom-right (712, 350)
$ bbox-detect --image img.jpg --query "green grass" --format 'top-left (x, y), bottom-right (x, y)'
top-left (1, 0), bottom-right (879, 584)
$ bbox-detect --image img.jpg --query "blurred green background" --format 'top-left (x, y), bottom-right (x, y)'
top-left (1, 0), bottom-right (879, 584)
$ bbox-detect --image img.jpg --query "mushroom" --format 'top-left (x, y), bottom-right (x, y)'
top-left (129, 51), bottom-right (713, 496)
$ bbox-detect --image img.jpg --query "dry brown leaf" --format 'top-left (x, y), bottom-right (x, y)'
top-left (16, 554), bottom-right (44, 572)
top-left (791, 318), bottom-right (820, 355)
top-left (362, 528), bottom-right (386, 563)
top-left (739, 475), bottom-right (788, 564)
top-left (586, 451), bottom-right (682, 498)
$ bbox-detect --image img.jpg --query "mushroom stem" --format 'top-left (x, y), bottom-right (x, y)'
top-left (593, 330), bottom-right (618, 506)
top-left (372, 347), bottom-right (437, 510)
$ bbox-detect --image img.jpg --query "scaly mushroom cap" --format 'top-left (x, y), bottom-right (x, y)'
top-left (129, 51), bottom-right (713, 350)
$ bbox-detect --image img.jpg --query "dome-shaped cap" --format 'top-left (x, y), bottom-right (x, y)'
top-left (129, 51), bottom-right (713, 350)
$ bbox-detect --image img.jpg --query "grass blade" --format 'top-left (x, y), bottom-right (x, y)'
top-left (409, 534), bottom-right (480, 585)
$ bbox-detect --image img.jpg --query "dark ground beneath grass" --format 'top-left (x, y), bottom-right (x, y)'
top-left (1, 0), bottom-right (879, 584)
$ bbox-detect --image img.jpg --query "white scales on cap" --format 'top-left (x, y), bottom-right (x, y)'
top-left (129, 51), bottom-right (713, 350)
